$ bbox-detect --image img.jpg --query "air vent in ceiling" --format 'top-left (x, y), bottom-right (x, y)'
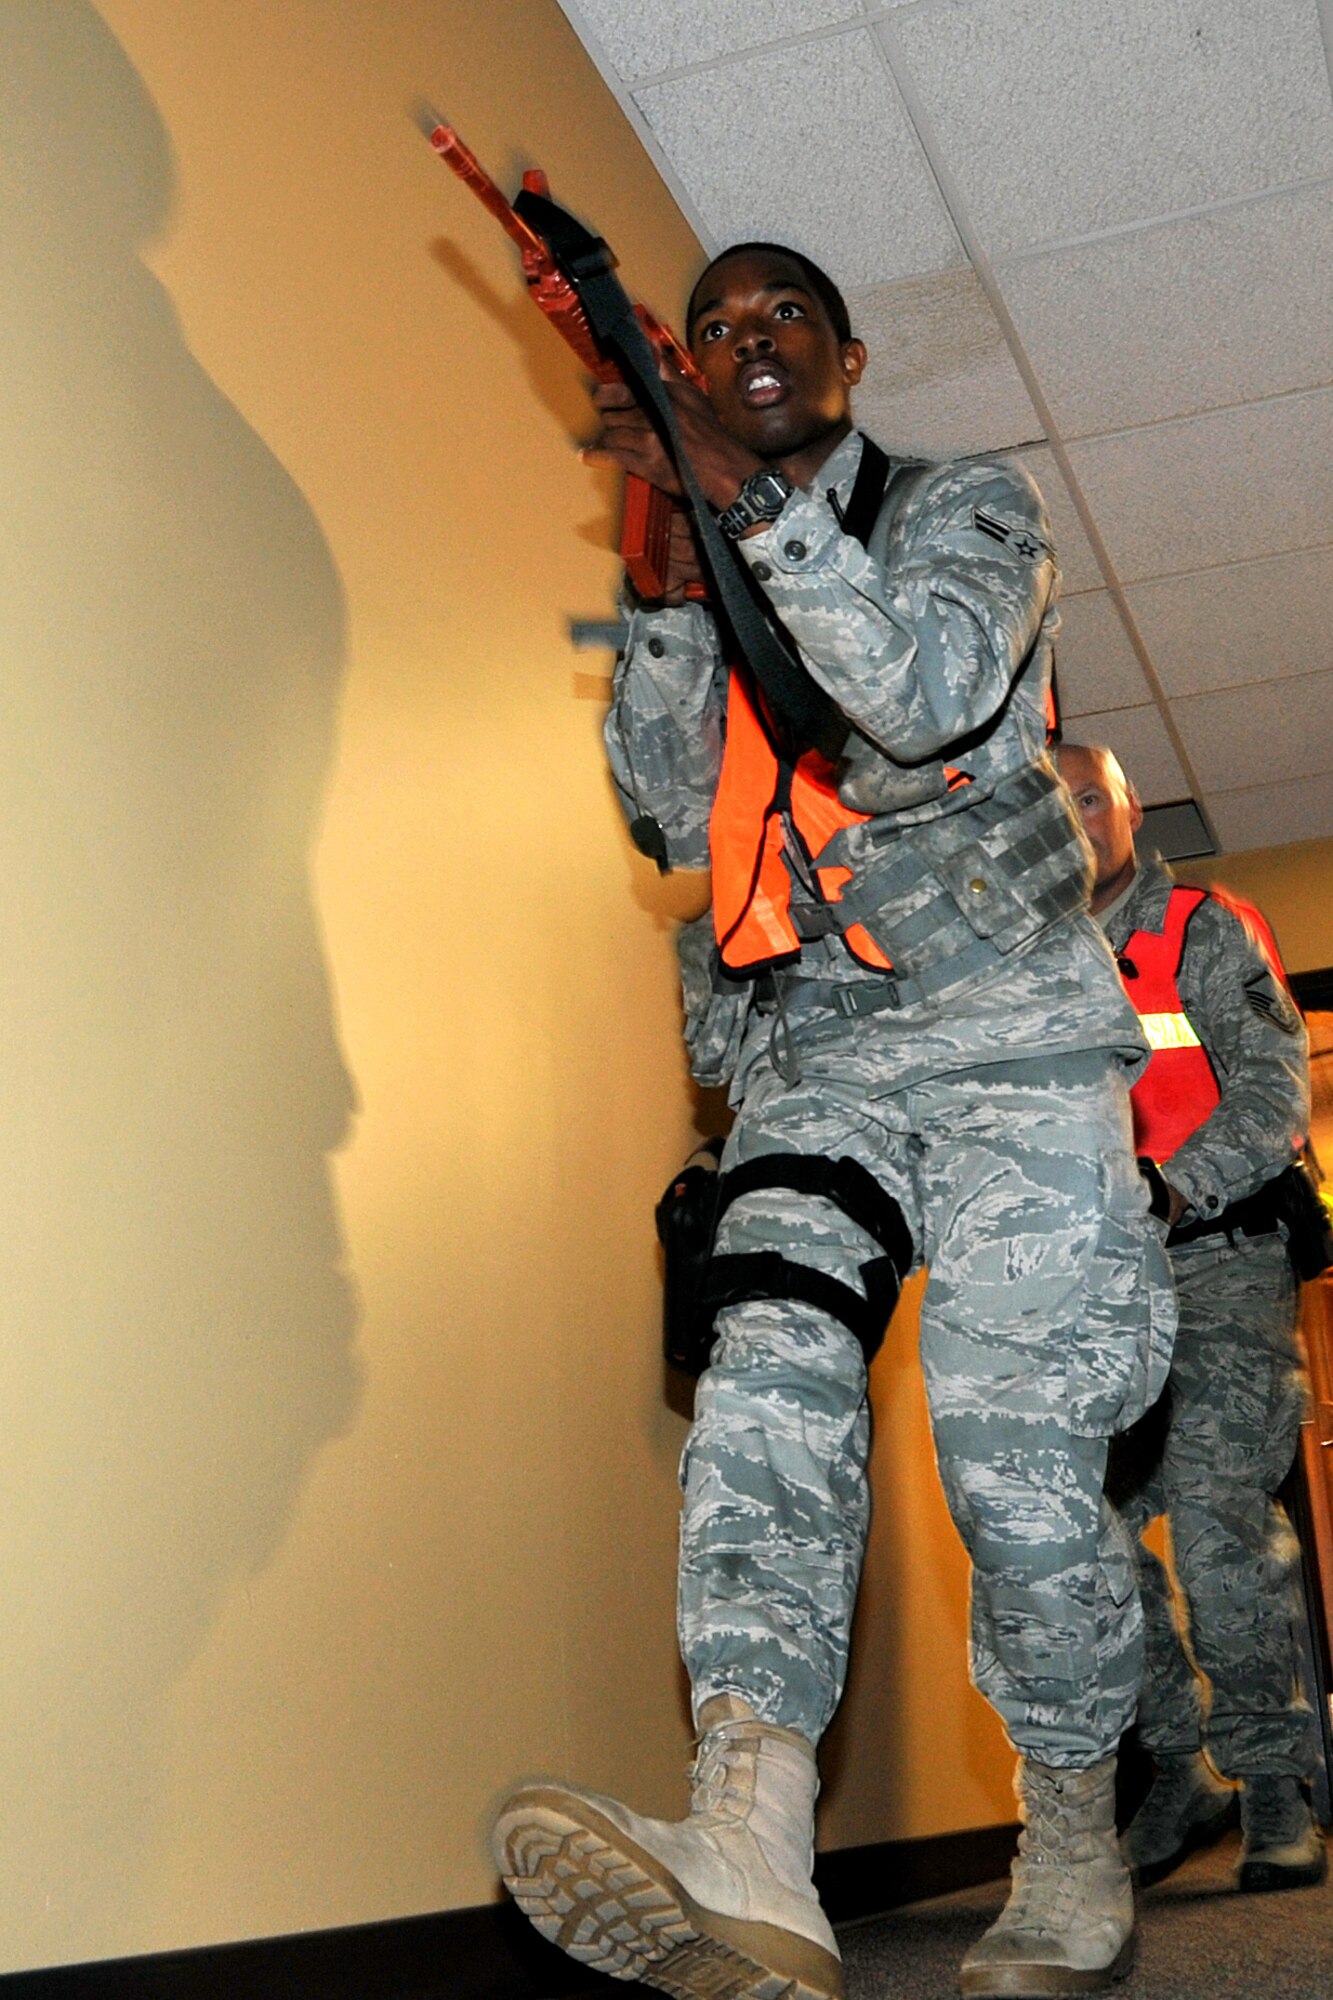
top-left (1136, 798), bottom-right (1216, 862)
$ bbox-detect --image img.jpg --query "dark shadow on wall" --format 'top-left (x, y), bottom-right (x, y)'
top-left (0, 1), bottom-right (361, 1961)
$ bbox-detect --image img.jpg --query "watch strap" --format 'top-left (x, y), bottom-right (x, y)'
top-left (716, 469), bottom-right (794, 541)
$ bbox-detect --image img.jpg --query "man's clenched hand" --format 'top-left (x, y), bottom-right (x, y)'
top-left (582, 372), bottom-right (762, 513)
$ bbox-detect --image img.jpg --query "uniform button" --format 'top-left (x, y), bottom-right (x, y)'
top-left (1205, 1195), bottom-right (1220, 1212)
top-left (647, 638), bottom-right (665, 658)
top-left (752, 563), bottom-right (772, 582)
top-left (784, 540), bottom-right (808, 561)
top-left (969, 877), bottom-right (988, 894)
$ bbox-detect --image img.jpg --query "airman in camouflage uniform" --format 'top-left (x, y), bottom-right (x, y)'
top-left (1059, 744), bottom-right (1325, 1896)
top-left (495, 247), bottom-right (1174, 2000)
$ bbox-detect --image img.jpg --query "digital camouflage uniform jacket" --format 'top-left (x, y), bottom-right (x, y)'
top-left (605, 430), bottom-right (1145, 1094)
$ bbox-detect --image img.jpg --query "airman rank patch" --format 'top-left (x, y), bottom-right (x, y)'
top-left (973, 508), bottom-right (1051, 563)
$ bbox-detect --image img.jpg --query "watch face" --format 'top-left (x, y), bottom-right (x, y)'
top-left (751, 471), bottom-right (791, 515)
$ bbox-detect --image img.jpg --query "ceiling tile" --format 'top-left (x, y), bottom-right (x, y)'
top-left (1126, 547), bottom-right (1333, 698)
top-left (1007, 445), bottom-right (1104, 596)
top-left (890, 0), bottom-right (1333, 259)
top-left (1052, 592), bottom-right (1152, 718)
top-left (559, 0), bottom-right (865, 85)
top-left (1065, 388), bottom-right (1333, 582)
top-left (847, 268), bottom-right (1041, 457)
top-left (996, 182), bottom-right (1333, 438)
top-left (1138, 799), bottom-right (1216, 863)
top-left (634, 32), bottom-right (964, 287)
top-left (1207, 775), bottom-right (1333, 854)
top-left (1062, 704), bottom-right (1189, 805)
top-left (1173, 669), bottom-right (1333, 793)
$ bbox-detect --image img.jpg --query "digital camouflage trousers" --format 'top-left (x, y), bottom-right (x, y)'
top-left (1108, 1230), bottom-right (1317, 1779)
top-left (679, 1046), bottom-right (1176, 1768)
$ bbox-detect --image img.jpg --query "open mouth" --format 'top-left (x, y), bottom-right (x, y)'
top-left (738, 361), bottom-right (789, 408)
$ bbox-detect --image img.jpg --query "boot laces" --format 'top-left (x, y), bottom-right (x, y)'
top-left (1000, 1768), bottom-right (1122, 1938)
top-left (1003, 1785), bottom-right (1081, 1935)
top-left (1243, 1776), bottom-right (1306, 1849)
top-left (1004, 1861), bottom-right (1081, 1937)
top-left (688, 1724), bottom-right (756, 1823)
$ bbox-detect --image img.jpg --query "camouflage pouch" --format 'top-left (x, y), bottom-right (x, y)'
top-left (825, 759), bottom-right (1093, 986)
top-left (677, 912), bottom-right (752, 1088)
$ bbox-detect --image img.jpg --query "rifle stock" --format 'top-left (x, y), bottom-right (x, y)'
top-left (426, 118), bottom-right (702, 602)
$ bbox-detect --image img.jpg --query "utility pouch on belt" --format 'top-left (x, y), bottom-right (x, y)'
top-left (677, 912), bottom-right (753, 1089)
top-left (1166, 1161), bottom-right (1333, 1280)
top-left (1274, 1161), bottom-right (1333, 1281)
top-left (656, 1139), bottom-right (726, 1375)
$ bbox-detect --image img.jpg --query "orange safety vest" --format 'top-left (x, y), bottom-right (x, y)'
top-left (1123, 883), bottom-right (1290, 1162)
top-left (708, 554), bottom-right (1057, 979)
top-left (710, 670), bottom-right (971, 977)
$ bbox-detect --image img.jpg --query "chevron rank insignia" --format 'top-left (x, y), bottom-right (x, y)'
top-left (973, 508), bottom-right (1051, 563)
top-left (1246, 976), bottom-right (1303, 1036)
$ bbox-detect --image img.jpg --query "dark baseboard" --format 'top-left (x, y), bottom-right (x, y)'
top-left (0, 1822), bottom-right (1019, 1999)
top-left (814, 1818), bottom-right (1019, 1926)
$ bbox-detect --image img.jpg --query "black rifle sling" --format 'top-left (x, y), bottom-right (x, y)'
top-left (835, 438), bottom-right (925, 554)
top-left (838, 435), bottom-right (889, 546)
top-left (513, 187), bottom-right (847, 761)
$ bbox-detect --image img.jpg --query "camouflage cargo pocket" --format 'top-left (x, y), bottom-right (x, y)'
top-left (1067, 1171), bottom-right (1177, 1440)
top-left (971, 1574), bottom-right (1093, 1691)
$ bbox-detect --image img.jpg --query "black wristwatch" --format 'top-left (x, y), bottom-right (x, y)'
top-left (716, 468), bottom-right (794, 540)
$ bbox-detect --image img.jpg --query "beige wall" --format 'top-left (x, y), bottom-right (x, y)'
top-left (0, 0), bottom-right (1011, 1975)
top-left (1178, 833), bottom-right (1333, 976)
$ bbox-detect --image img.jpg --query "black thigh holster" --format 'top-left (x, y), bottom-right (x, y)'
top-left (656, 1147), bottom-right (914, 1377)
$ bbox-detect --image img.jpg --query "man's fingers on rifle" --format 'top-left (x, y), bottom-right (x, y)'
top-left (580, 417), bottom-right (684, 496)
top-left (667, 511), bottom-right (703, 581)
top-left (590, 379), bottom-right (643, 413)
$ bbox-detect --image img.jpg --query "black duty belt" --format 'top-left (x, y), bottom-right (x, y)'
top-left (1168, 1178), bottom-right (1284, 1248)
top-left (751, 931), bottom-right (1005, 1019)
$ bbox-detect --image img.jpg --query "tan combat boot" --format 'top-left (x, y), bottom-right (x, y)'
top-left (1237, 1774), bottom-right (1327, 1893)
top-left (1121, 1750), bottom-right (1238, 1886)
top-left (960, 1757), bottom-right (1134, 1998)
top-left (492, 1695), bottom-right (842, 2000)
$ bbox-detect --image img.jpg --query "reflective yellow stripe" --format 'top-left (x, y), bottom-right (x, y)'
top-left (1138, 1010), bottom-right (1202, 1051)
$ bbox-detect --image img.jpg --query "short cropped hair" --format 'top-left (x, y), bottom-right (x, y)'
top-left (1057, 741), bottom-right (1141, 810)
top-left (686, 243), bottom-right (854, 347)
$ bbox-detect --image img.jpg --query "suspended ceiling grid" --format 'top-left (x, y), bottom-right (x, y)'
top-left (558, 0), bottom-right (1333, 854)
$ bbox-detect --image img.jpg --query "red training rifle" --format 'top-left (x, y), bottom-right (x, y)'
top-left (423, 114), bottom-right (704, 603)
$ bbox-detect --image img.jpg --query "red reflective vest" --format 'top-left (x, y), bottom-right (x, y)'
top-left (1122, 883), bottom-right (1289, 1162)
top-left (1122, 887), bottom-right (1218, 1161)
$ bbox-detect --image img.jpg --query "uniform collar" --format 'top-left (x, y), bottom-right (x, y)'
top-left (1099, 853), bottom-right (1176, 948)
top-left (812, 426), bottom-right (871, 505)
top-left (1093, 866), bottom-right (1140, 935)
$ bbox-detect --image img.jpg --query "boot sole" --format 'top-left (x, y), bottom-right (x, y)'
top-left (494, 1787), bottom-right (843, 2000)
top-left (1129, 1794), bottom-right (1239, 1889)
top-left (959, 1933), bottom-right (1135, 1999)
top-left (1237, 1843), bottom-right (1328, 1895)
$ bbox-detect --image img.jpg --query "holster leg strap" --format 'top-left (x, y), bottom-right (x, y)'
top-left (700, 1251), bottom-right (899, 1362)
top-left (697, 1151), bottom-right (915, 1365)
